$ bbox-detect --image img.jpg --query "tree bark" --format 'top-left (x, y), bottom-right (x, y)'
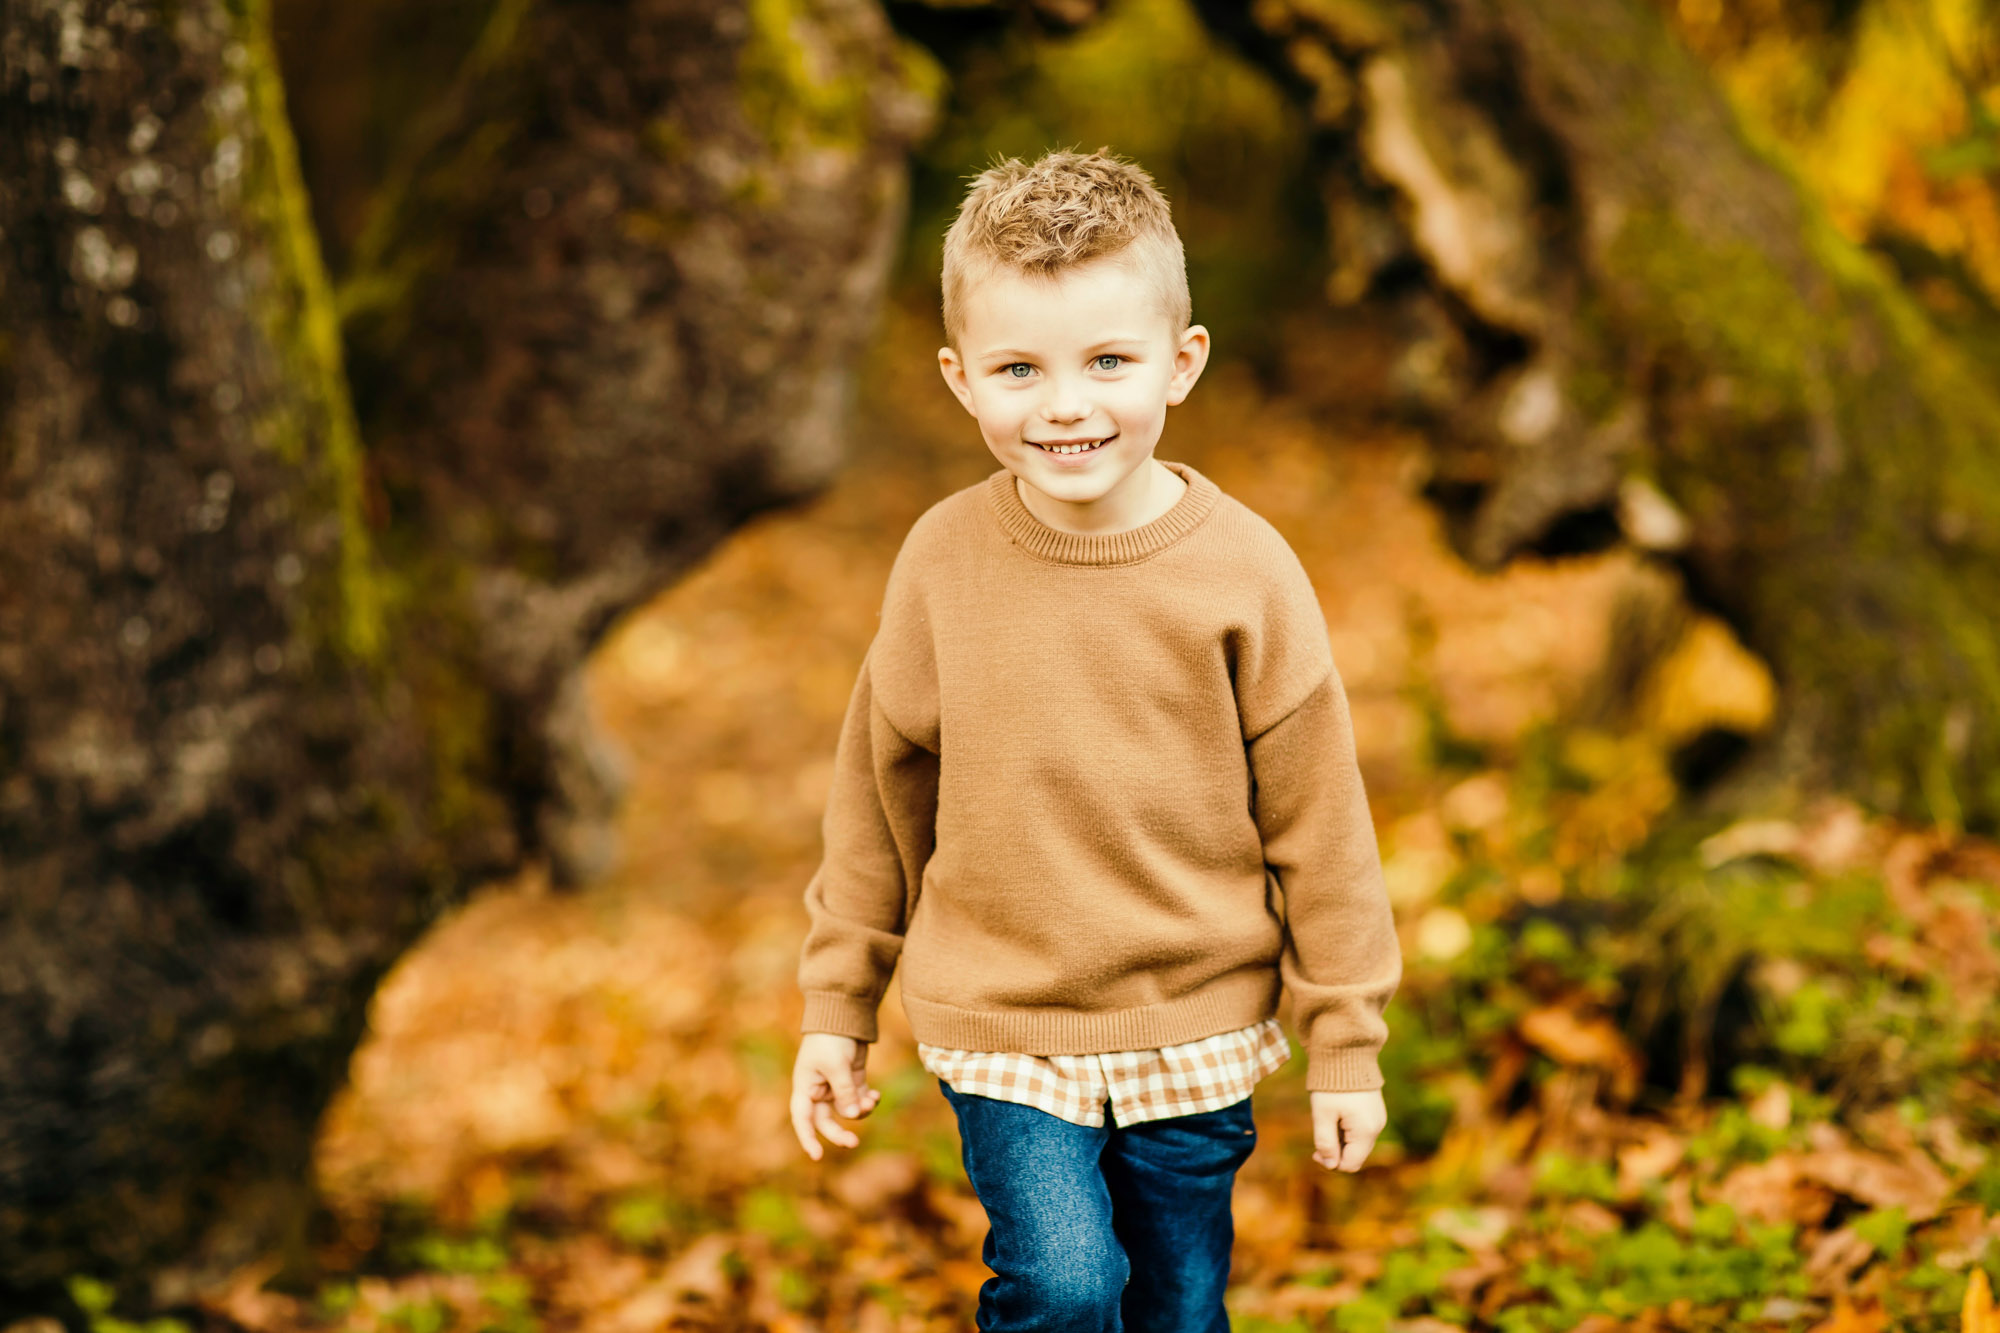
top-left (0, 0), bottom-right (930, 1311)
top-left (1198, 0), bottom-right (2000, 830)
top-left (323, 0), bottom-right (936, 882)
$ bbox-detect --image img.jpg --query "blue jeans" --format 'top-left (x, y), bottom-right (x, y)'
top-left (938, 1079), bottom-right (1257, 1332)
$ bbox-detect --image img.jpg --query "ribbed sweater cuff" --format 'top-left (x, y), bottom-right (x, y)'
top-left (1306, 1046), bottom-right (1385, 1093)
top-left (801, 991), bottom-right (880, 1043)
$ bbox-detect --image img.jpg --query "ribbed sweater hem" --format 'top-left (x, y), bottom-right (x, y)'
top-left (804, 979), bottom-right (1390, 1091)
top-left (899, 968), bottom-right (1280, 1055)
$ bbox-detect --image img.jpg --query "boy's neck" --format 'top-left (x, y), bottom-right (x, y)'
top-left (1014, 458), bottom-right (1189, 537)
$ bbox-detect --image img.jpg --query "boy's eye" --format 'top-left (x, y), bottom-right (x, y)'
top-left (1093, 354), bottom-right (1124, 370)
top-left (1004, 363), bottom-right (1033, 378)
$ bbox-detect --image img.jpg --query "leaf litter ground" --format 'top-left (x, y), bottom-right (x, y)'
top-left (191, 302), bottom-right (2000, 1333)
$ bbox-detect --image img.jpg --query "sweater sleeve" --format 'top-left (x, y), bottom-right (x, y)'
top-left (796, 642), bottom-right (940, 1043)
top-left (1248, 664), bottom-right (1403, 1093)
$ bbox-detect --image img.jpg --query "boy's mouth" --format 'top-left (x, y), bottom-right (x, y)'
top-left (1030, 435), bottom-right (1115, 456)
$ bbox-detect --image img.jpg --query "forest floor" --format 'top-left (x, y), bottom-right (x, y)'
top-left (184, 301), bottom-right (2000, 1333)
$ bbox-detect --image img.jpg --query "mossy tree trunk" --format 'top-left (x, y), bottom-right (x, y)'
top-left (1197, 0), bottom-right (2000, 830)
top-left (0, 0), bottom-right (930, 1313)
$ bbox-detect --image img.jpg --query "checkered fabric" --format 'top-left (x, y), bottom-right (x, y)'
top-left (917, 1018), bottom-right (1293, 1128)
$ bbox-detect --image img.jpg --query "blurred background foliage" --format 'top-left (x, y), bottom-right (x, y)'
top-left (1664, 0), bottom-right (2000, 357)
top-left (268, 0), bottom-right (2000, 377)
top-left (889, 0), bottom-right (1329, 367)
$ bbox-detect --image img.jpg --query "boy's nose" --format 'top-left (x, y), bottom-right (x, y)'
top-left (1039, 383), bottom-right (1091, 423)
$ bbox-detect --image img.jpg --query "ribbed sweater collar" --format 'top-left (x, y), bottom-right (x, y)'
top-left (984, 459), bottom-right (1220, 567)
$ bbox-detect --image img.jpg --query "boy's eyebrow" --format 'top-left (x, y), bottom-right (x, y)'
top-left (976, 337), bottom-right (1151, 361)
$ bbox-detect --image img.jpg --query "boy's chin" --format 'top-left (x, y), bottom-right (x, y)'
top-left (1015, 465), bottom-right (1125, 507)
top-left (1013, 449), bottom-right (1143, 496)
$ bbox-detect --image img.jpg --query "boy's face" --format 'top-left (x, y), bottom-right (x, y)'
top-left (937, 252), bottom-right (1209, 522)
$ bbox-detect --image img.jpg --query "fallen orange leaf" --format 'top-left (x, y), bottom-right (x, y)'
top-left (1616, 1127), bottom-right (1685, 1194)
top-left (1714, 1154), bottom-right (1830, 1227)
top-left (1966, 1269), bottom-right (1999, 1333)
top-left (1807, 1296), bottom-right (1888, 1333)
top-left (1802, 1226), bottom-right (1873, 1296)
top-left (1518, 1005), bottom-right (1642, 1099)
top-left (1798, 1146), bottom-right (1951, 1221)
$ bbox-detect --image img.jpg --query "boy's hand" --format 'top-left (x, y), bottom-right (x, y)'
top-left (790, 1032), bottom-right (882, 1161)
top-left (1310, 1090), bottom-right (1387, 1172)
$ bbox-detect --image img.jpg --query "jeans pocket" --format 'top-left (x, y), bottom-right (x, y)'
top-left (1139, 1097), bottom-right (1257, 1179)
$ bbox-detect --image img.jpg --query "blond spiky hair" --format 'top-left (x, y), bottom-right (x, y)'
top-left (940, 147), bottom-right (1191, 348)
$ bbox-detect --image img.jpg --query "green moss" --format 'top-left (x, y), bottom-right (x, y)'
top-left (366, 538), bottom-right (510, 841)
top-left (416, 648), bottom-right (498, 835)
top-left (339, 116), bottom-right (523, 340)
top-left (336, 0), bottom-right (532, 344)
top-left (894, 33), bottom-right (947, 117)
top-left (461, 0), bottom-right (536, 83)
top-left (215, 0), bottom-right (524, 888)
top-left (1605, 207), bottom-right (1825, 413)
top-left (642, 115), bottom-right (690, 162)
top-left (738, 0), bottom-right (877, 153)
top-left (1606, 180), bottom-right (2000, 835)
top-left (1802, 202), bottom-right (2000, 537)
top-left (727, 166), bottom-right (781, 211)
top-left (1282, 0), bottom-right (1397, 52)
top-left (617, 207), bottom-right (697, 248)
top-left (234, 0), bottom-right (384, 661)
top-left (1563, 356), bottom-right (1623, 427)
top-left (1558, 294), bottom-right (1629, 424)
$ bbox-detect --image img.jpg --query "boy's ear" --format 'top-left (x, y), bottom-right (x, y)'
top-left (937, 346), bottom-right (978, 417)
top-left (1166, 324), bottom-right (1211, 407)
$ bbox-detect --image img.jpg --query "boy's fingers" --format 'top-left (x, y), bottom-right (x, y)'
top-left (1306, 1115), bottom-right (1373, 1173)
top-left (811, 1098), bottom-right (860, 1149)
top-left (1330, 1109), bottom-right (1379, 1172)
top-left (1307, 1093), bottom-right (1386, 1172)
top-left (831, 1066), bottom-right (865, 1119)
top-left (1310, 1118), bottom-right (1340, 1165)
top-left (1339, 1123), bottom-right (1378, 1172)
top-left (789, 1090), bottom-right (824, 1161)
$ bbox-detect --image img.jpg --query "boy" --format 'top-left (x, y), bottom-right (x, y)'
top-left (789, 148), bottom-right (1403, 1331)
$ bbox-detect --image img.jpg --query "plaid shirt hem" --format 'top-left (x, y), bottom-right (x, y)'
top-left (917, 1017), bottom-right (1293, 1128)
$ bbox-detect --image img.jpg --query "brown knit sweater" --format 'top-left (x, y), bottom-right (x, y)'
top-left (796, 460), bottom-right (1403, 1093)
